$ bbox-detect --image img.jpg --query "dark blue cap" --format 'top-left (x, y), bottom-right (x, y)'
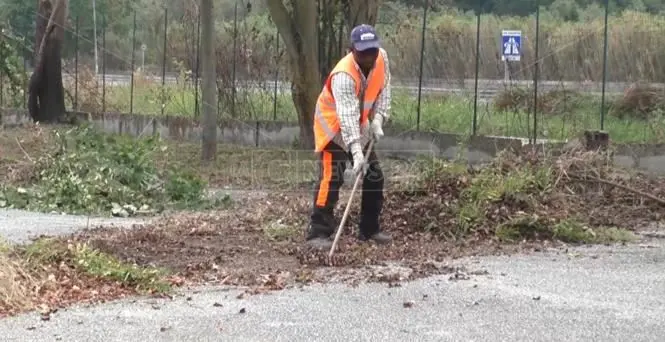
top-left (350, 24), bottom-right (380, 51)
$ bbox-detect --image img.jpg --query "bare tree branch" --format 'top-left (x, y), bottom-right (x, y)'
top-left (265, 0), bottom-right (299, 61)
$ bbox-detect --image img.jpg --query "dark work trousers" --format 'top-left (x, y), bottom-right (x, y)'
top-left (307, 140), bottom-right (384, 240)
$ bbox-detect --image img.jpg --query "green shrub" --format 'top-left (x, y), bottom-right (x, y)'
top-left (0, 124), bottom-right (211, 216)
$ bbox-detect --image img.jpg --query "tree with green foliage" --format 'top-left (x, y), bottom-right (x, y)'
top-left (0, 29), bottom-right (28, 113)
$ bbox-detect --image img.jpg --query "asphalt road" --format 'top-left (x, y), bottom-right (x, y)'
top-left (1, 208), bottom-right (664, 341)
top-left (0, 208), bottom-right (146, 244)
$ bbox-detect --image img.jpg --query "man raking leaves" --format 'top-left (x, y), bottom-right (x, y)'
top-left (306, 24), bottom-right (393, 251)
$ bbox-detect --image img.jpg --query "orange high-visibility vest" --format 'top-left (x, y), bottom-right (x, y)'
top-left (313, 52), bottom-right (386, 152)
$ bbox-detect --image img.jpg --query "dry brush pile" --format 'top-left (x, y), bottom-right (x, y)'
top-left (381, 146), bottom-right (664, 246)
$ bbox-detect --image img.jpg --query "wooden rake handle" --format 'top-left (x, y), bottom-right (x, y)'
top-left (328, 139), bottom-right (375, 258)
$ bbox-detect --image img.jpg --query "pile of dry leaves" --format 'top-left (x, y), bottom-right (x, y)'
top-left (385, 146), bottom-right (665, 243)
top-left (72, 192), bottom-right (469, 291)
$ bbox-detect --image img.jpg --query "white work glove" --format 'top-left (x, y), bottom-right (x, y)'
top-left (350, 143), bottom-right (368, 176)
top-left (370, 114), bottom-right (385, 141)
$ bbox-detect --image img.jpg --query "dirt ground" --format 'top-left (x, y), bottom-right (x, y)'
top-left (2, 188), bottom-right (511, 318)
top-left (66, 190), bottom-right (528, 295)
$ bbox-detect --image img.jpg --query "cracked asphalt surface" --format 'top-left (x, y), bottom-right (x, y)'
top-left (1, 208), bottom-right (665, 341)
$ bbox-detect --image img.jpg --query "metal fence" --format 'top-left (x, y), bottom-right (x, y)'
top-left (1, 2), bottom-right (664, 144)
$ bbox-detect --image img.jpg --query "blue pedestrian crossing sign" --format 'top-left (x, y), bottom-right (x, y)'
top-left (501, 30), bottom-right (521, 61)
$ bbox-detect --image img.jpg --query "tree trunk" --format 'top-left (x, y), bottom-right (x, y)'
top-left (289, 60), bottom-right (320, 150)
top-left (29, 0), bottom-right (68, 123)
top-left (34, 0), bottom-right (51, 64)
top-left (291, 73), bottom-right (318, 150)
top-left (200, 0), bottom-right (217, 163)
top-left (266, 0), bottom-right (381, 149)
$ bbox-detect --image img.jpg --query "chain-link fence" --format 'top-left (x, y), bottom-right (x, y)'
top-left (1, 2), bottom-right (663, 144)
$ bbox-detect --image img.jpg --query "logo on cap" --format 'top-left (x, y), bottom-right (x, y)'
top-left (360, 32), bottom-right (375, 41)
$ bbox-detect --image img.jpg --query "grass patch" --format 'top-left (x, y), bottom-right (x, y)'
top-left (488, 86), bottom-right (665, 143)
top-left (496, 216), bottom-right (635, 244)
top-left (552, 220), bottom-right (636, 244)
top-left (20, 238), bottom-right (172, 293)
top-left (495, 215), bottom-right (553, 242)
top-left (0, 123), bottom-right (223, 216)
top-left (406, 87), bottom-right (665, 143)
top-left (0, 236), bottom-right (173, 317)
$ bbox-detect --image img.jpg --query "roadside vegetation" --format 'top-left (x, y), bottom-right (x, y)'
top-left (51, 69), bottom-right (665, 144)
top-left (3, 122), bottom-right (661, 318)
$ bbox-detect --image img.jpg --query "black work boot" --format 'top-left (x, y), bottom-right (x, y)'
top-left (359, 231), bottom-right (392, 245)
top-left (305, 219), bottom-right (334, 250)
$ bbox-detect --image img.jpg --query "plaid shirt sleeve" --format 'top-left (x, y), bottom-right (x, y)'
top-left (374, 48), bottom-right (391, 123)
top-left (330, 72), bottom-right (362, 148)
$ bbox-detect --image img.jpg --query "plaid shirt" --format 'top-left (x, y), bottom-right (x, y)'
top-left (329, 48), bottom-right (391, 152)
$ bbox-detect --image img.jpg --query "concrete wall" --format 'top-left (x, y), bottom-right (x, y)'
top-left (2, 109), bottom-right (665, 173)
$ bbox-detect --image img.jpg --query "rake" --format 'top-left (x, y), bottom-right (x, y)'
top-left (328, 138), bottom-right (375, 258)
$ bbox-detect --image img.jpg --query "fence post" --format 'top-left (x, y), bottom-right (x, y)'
top-left (472, 10), bottom-right (481, 136)
top-left (22, 51), bottom-right (26, 110)
top-left (416, 1), bottom-right (428, 131)
top-left (600, 0), bottom-right (609, 130)
top-left (0, 61), bottom-right (3, 108)
top-left (161, 7), bottom-right (168, 116)
top-left (316, 0), bottom-right (321, 78)
top-left (231, 0), bottom-right (238, 118)
top-left (74, 16), bottom-right (79, 111)
top-left (130, 11), bottom-right (136, 114)
top-left (102, 17), bottom-right (106, 113)
top-left (273, 29), bottom-right (279, 120)
top-left (194, 9), bottom-right (201, 118)
top-left (93, 0), bottom-right (99, 75)
top-left (531, 3), bottom-right (540, 144)
top-left (0, 63), bottom-right (3, 108)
